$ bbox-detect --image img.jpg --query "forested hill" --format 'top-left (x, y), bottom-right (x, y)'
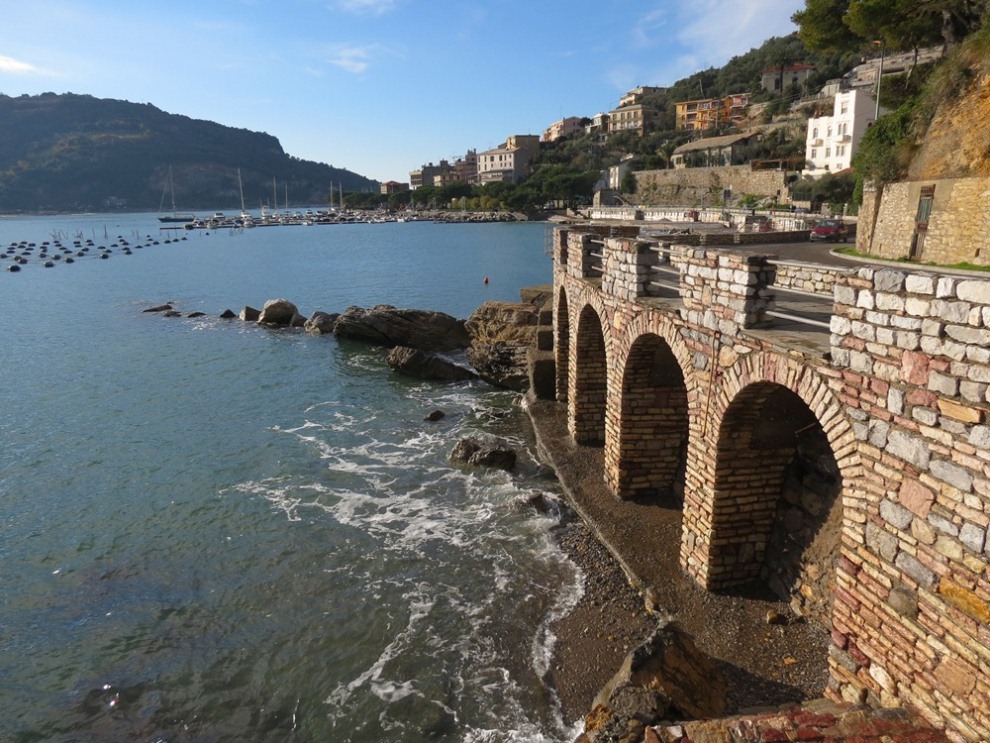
top-left (0, 93), bottom-right (378, 213)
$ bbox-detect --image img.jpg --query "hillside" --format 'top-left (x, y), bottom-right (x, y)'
top-left (0, 93), bottom-right (378, 213)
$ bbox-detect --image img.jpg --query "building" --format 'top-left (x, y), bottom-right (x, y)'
top-left (586, 112), bottom-right (610, 137)
top-left (670, 132), bottom-right (756, 168)
top-left (379, 180), bottom-right (409, 195)
top-left (618, 85), bottom-right (665, 107)
top-left (409, 163), bottom-right (442, 190)
top-left (543, 116), bottom-right (584, 143)
top-left (674, 94), bottom-right (751, 131)
top-left (453, 149), bottom-right (478, 184)
top-left (760, 63), bottom-right (816, 94)
top-left (477, 135), bottom-right (540, 185)
top-left (607, 104), bottom-right (655, 137)
top-left (803, 87), bottom-right (882, 177)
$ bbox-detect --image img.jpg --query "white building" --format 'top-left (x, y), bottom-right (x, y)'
top-left (803, 88), bottom-right (883, 178)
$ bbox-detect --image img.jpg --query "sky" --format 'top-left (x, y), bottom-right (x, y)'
top-left (0, 0), bottom-right (805, 183)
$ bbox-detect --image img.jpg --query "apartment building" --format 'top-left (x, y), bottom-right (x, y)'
top-left (379, 180), bottom-right (409, 195)
top-left (477, 135), bottom-right (540, 185)
top-left (618, 85), bottom-right (665, 107)
top-left (760, 64), bottom-right (816, 93)
top-left (542, 116), bottom-right (584, 142)
top-left (607, 104), bottom-right (655, 137)
top-left (675, 94), bottom-right (752, 131)
top-left (803, 87), bottom-right (881, 177)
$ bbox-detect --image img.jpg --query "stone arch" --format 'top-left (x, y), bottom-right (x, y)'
top-left (606, 314), bottom-right (696, 503)
top-left (695, 354), bottom-right (858, 628)
top-left (569, 302), bottom-right (609, 446)
top-left (555, 286), bottom-right (570, 403)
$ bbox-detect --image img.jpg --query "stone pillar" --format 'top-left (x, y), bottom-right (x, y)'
top-left (678, 248), bottom-right (777, 333)
top-left (601, 237), bottom-right (658, 302)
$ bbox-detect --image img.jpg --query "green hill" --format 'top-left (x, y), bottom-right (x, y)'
top-left (0, 92), bottom-right (378, 213)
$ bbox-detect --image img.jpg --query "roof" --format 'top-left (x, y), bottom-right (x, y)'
top-left (763, 63), bottom-right (816, 74)
top-left (673, 132), bottom-right (755, 155)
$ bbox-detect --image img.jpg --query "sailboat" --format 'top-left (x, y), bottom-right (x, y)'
top-left (157, 166), bottom-right (196, 223)
top-left (237, 168), bottom-right (254, 227)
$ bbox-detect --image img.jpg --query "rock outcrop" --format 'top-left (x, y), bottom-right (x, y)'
top-left (465, 300), bottom-right (545, 392)
top-left (334, 305), bottom-right (470, 352)
top-left (385, 346), bottom-right (478, 382)
top-left (258, 298), bottom-right (303, 326)
top-left (582, 622), bottom-right (727, 742)
top-left (449, 437), bottom-right (516, 471)
top-left (305, 311), bottom-right (339, 335)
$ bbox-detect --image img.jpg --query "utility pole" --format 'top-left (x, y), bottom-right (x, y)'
top-left (874, 40), bottom-right (885, 120)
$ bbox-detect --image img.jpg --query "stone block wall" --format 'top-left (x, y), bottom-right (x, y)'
top-left (633, 165), bottom-right (792, 207)
top-left (773, 261), bottom-right (846, 295)
top-left (602, 237), bottom-right (660, 302)
top-left (859, 178), bottom-right (990, 267)
top-left (829, 267), bottom-right (990, 741)
top-left (677, 248), bottom-right (777, 333)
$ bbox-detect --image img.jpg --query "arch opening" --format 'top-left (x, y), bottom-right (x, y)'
top-left (570, 305), bottom-right (607, 446)
top-left (612, 333), bottom-right (688, 504)
top-left (709, 383), bottom-right (842, 627)
top-left (555, 289), bottom-right (570, 403)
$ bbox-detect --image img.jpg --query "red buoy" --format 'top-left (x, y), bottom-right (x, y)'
top-left (483, 276), bottom-right (489, 284)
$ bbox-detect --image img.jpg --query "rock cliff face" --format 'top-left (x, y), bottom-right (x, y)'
top-left (465, 301), bottom-right (545, 392)
top-left (909, 68), bottom-right (990, 180)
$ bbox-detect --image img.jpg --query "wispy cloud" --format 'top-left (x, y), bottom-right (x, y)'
top-left (631, 8), bottom-right (669, 48)
top-left (336, 0), bottom-right (397, 15)
top-left (0, 54), bottom-right (56, 76)
top-left (326, 45), bottom-right (373, 73)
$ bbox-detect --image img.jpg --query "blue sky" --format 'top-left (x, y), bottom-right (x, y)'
top-left (0, 0), bottom-right (804, 183)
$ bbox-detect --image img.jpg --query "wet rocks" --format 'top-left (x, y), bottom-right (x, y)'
top-left (465, 299), bottom-right (548, 392)
top-left (304, 311), bottom-right (339, 335)
top-left (386, 346), bottom-right (477, 382)
top-left (143, 303), bottom-right (174, 313)
top-left (333, 304), bottom-right (470, 352)
top-left (449, 437), bottom-right (516, 471)
top-left (239, 305), bottom-right (261, 322)
top-left (258, 298), bottom-right (304, 326)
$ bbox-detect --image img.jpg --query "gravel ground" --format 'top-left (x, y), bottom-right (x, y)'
top-left (527, 398), bottom-right (830, 725)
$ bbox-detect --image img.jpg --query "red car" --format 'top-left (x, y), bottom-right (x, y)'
top-left (809, 219), bottom-right (848, 242)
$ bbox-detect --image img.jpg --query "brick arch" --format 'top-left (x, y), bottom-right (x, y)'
top-left (569, 300), bottom-right (611, 446)
top-left (605, 313), bottom-right (699, 502)
top-left (555, 286), bottom-right (570, 403)
top-left (683, 352), bottom-right (859, 623)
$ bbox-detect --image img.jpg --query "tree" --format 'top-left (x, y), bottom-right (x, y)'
top-left (792, 0), bottom-right (860, 52)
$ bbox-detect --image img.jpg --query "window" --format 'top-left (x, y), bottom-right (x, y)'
top-left (811, 148), bottom-right (817, 159)
top-left (840, 101), bottom-right (848, 114)
top-left (825, 147), bottom-right (831, 158)
top-left (837, 145), bottom-right (845, 156)
top-left (812, 127), bottom-right (818, 139)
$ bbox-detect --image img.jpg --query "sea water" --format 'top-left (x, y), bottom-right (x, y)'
top-left (0, 214), bottom-right (582, 742)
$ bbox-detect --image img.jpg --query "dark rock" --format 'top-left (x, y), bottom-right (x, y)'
top-left (424, 410), bottom-right (446, 422)
top-left (258, 298), bottom-right (300, 326)
top-left (290, 312), bottom-right (306, 328)
top-left (386, 346), bottom-right (478, 382)
top-left (333, 305), bottom-right (470, 351)
top-left (143, 303), bottom-right (173, 313)
top-left (449, 437), bottom-right (516, 471)
top-left (305, 311), bottom-right (339, 335)
top-left (187, 311), bottom-right (207, 318)
top-left (163, 310), bottom-right (182, 318)
top-left (239, 305), bottom-right (261, 322)
top-left (466, 342), bottom-right (530, 392)
top-left (591, 622), bottom-right (727, 728)
top-left (219, 309), bottom-right (237, 319)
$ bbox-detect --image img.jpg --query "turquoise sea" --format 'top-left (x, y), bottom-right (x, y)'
top-left (0, 214), bottom-right (582, 742)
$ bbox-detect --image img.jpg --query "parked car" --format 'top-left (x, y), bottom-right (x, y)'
top-left (809, 219), bottom-right (848, 242)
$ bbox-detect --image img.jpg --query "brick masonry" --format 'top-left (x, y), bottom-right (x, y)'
top-left (553, 227), bottom-right (990, 742)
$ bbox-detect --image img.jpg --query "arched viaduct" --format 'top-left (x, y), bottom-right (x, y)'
top-left (550, 226), bottom-right (990, 742)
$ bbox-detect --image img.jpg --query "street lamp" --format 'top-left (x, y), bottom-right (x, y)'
top-left (873, 40), bottom-right (885, 120)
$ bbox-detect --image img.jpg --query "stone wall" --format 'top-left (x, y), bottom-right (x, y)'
top-left (859, 178), bottom-right (990, 267)
top-left (554, 226), bottom-right (990, 742)
top-left (633, 165), bottom-right (792, 207)
top-left (829, 267), bottom-right (990, 740)
top-left (772, 261), bottom-right (846, 295)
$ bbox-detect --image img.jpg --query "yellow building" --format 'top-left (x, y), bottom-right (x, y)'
top-left (675, 94), bottom-right (751, 131)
